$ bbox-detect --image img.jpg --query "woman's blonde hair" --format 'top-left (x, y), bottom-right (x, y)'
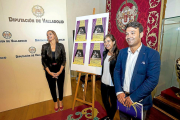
top-left (47, 30), bottom-right (59, 43)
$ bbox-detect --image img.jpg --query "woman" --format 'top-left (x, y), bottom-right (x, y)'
top-left (41, 30), bottom-right (66, 112)
top-left (101, 34), bottom-right (119, 120)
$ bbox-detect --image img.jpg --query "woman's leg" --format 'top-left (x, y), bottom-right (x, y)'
top-left (101, 82), bottom-right (111, 117)
top-left (109, 86), bottom-right (117, 119)
top-left (57, 69), bottom-right (65, 107)
top-left (45, 72), bottom-right (58, 109)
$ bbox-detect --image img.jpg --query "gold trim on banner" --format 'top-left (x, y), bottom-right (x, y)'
top-left (146, 11), bottom-right (159, 50)
top-left (106, 0), bottom-right (111, 11)
top-left (106, 0), bottom-right (111, 34)
top-left (151, 0), bottom-right (165, 98)
top-left (146, 0), bottom-right (162, 50)
top-left (162, 0), bottom-right (167, 19)
top-left (149, 0), bottom-right (161, 8)
top-left (158, 0), bottom-right (165, 53)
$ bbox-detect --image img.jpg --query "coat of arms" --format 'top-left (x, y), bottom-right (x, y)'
top-left (116, 0), bottom-right (138, 33)
top-left (32, 5), bottom-right (44, 17)
top-left (2, 31), bottom-right (12, 39)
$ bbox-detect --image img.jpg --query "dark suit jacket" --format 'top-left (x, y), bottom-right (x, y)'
top-left (114, 44), bottom-right (161, 110)
top-left (102, 50), bottom-right (119, 85)
top-left (41, 43), bottom-right (66, 69)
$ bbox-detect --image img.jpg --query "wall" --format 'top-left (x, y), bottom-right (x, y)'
top-left (0, 0), bottom-right (71, 112)
top-left (165, 0), bottom-right (180, 18)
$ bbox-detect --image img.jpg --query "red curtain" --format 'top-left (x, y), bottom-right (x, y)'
top-left (106, 0), bottom-right (162, 50)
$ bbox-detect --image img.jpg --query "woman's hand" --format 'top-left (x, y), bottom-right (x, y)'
top-left (53, 66), bottom-right (64, 79)
top-left (49, 72), bottom-right (57, 78)
top-left (45, 67), bottom-right (57, 78)
top-left (54, 71), bottom-right (62, 78)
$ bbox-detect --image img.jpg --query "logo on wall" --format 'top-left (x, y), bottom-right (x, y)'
top-left (8, 5), bottom-right (64, 24)
top-left (0, 57), bottom-right (6, 59)
top-left (29, 46), bottom-right (36, 54)
top-left (16, 46), bottom-right (40, 58)
top-left (116, 0), bottom-right (138, 33)
top-left (32, 5), bottom-right (44, 17)
top-left (2, 31), bottom-right (12, 39)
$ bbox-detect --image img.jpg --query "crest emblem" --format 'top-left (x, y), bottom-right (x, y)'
top-left (32, 5), bottom-right (44, 17)
top-left (116, 0), bottom-right (138, 33)
top-left (29, 46), bottom-right (36, 53)
top-left (2, 31), bottom-right (12, 39)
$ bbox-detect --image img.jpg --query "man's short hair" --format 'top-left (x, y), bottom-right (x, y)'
top-left (125, 21), bottom-right (143, 33)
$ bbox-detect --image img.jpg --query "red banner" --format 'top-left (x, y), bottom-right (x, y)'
top-left (107, 0), bottom-right (162, 50)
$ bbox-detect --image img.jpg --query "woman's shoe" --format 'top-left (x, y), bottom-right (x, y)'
top-left (59, 105), bottom-right (64, 111)
top-left (54, 107), bottom-right (59, 112)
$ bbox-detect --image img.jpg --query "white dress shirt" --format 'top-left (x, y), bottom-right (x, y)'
top-left (116, 43), bottom-right (142, 99)
top-left (102, 55), bottom-right (114, 86)
top-left (123, 43), bottom-right (142, 92)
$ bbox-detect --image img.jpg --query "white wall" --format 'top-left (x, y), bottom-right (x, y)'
top-left (66, 0), bottom-right (106, 76)
top-left (0, 0), bottom-right (71, 112)
top-left (99, 0), bottom-right (106, 13)
top-left (165, 0), bottom-right (180, 18)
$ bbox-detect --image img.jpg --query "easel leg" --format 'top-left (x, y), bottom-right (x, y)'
top-left (83, 74), bottom-right (88, 101)
top-left (72, 72), bottom-right (81, 110)
top-left (92, 75), bottom-right (96, 119)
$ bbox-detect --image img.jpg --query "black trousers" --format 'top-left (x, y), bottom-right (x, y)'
top-left (45, 65), bottom-right (65, 102)
top-left (101, 82), bottom-right (117, 119)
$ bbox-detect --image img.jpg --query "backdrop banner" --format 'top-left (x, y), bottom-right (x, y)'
top-left (106, 0), bottom-right (162, 50)
top-left (0, 0), bottom-right (71, 112)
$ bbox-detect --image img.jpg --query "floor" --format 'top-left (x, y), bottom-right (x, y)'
top-left (0, 77), bottom-right (120, 120)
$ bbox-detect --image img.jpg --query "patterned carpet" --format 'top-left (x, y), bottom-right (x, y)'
top-left (31, 101), bottom-right (107, 120)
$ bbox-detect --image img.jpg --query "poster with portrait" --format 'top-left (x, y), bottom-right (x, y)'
top-left (91, 17), bottom-right (106, 41)
top-left (73, 43), bottom-right (86, 65)
top-left (71, 13), bottom-right (109, 75)
top-left (88, 43), bottom-right (104, 67)
top-left (75, 20), bottom-right (88, 41)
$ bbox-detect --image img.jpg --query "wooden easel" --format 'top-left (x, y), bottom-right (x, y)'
top-left (72, 71), bottom-right (96, 119)
top-left (72, 8), bottom-right (97, 119)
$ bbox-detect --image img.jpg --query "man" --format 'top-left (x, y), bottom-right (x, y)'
top-left (114, 21), bottom-right (161, 120)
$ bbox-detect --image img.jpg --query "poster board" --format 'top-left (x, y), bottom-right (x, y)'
top-left (71, 13), bottom-right (109, 75)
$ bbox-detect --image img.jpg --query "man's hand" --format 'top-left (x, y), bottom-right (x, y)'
top-left (124, 96), bottom-right (133, 107)
top-left (117, 93), bottom-right (125, 105)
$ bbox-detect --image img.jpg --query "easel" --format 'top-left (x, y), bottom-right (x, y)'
top-left (72, 8), bottom-right (97, 119)
top-left (72, 71), bottom-right (96, 119)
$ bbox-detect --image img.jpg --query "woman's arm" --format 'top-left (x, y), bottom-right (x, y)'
top-left (46, 67), bottom-right (56, 78)
top-left (41, 45), bottom-right (48, 69)
top-left (61, 43), bottom-right (66, 66)
top-left (41, 44), bottom-right (56, 77)
top-left (57, 65), bottom-right (64, 75)
top-left (56, 44), bottom-right (66, 76)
